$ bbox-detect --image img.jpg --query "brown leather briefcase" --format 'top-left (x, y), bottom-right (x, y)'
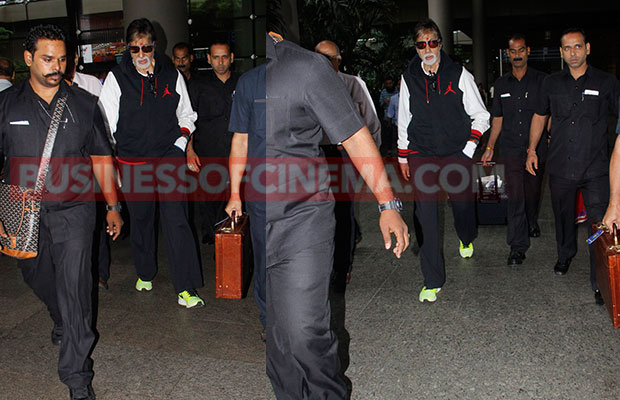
top-left (592, 223), bottom-right (620, 328)
top-left (215, 212), bottom-right (253, 299)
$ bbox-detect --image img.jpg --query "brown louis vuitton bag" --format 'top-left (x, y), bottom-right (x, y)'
top-left (0, 94), bottom-right (67, 259)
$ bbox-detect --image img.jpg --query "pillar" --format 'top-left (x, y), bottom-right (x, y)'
top-left (428, 0), bottom-right (452, 55)
top-left (122, 0), bottom-right (188, 57)
top-left (472, 0), bottom-right (486, 87)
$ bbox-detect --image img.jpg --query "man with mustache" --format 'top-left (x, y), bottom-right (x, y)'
top-left (99, 18), bottom-right (204, 308)
top-left (398, 19), bottom-right (489, 303)
top-left (526, 28), bottom-right (620, 304)
top-left (0, 24), bottom-right (122, 399)
top-left (185, 40), bottom-right (238, 246)
top-left (481, 34), bottom-right (548, 266)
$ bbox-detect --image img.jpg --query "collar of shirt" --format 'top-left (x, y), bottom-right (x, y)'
top-left (24, 79), bottom-right (69, 106)
top-left (266, 32), bottom-right (278, 61)
top-left (560, 64), bottom-right (591, 82)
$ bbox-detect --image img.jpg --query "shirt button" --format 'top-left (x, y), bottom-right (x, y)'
top-left (569, 139), bottom-right (573, 143)
top-left (518, 97), bottom-right (521, 100)
top-left (518, 109), bottom-right (522, 112)
top-left (519, 121), bottom-right (522, 124)
top-left (568, 156), bottom-right (571, 160)
top-left (571, 121), bottom-right (575, 125)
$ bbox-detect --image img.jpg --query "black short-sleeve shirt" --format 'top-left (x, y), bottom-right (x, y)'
top-left (491, 67), bottom-right (547, 156)
top-left (265, 34), bottom-right (364, 265)
top-left (192, 70), bottom-right (239, 157)
top-left (536, 66), bottom-right (620, 180)
top-left (0, 80), bottom-right (112, 241)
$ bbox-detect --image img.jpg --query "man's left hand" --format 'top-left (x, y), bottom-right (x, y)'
top-left (379, 209), bottom-right (409, 258)
top-left (106, 211), bottom-right (123, 240)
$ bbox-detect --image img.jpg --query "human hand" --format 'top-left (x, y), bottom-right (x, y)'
top-left (603, 204), bottom-right (620, 232)
top-left (525, 151), bottom-right (538, 176)
top-left (399, 161), bottom-right (410, 182)
top-left (186, 148), bottom-right (201, 172)
top-left (106, 211), bottom-right (123, 240)
top-left (481, 148), bottom-right (494, 166)
top-left (379, 210), bottom-right (409, 258)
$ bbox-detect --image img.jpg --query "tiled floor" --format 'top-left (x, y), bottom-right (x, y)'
top-left (1, 191), bottom-right (619, 399)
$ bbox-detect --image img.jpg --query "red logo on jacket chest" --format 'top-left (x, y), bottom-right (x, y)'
top-left (162, 84), bottom-right (174, 98)
top-left (444, 81), bottom-right (456, 95)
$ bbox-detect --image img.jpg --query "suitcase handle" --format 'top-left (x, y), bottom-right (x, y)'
top-left (231, 210), bottom-right (237, 231)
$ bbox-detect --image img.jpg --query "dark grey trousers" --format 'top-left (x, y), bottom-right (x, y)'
top-left (266, 239), bottom-right (347, 399)
top-left (18, 219), bottom-right (95, 390)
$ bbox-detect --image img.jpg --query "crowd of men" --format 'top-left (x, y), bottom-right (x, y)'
top-left (1, 2), bottom-right (620, 398)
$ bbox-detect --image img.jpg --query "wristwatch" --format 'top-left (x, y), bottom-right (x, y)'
top-left (106, 203), bottom-right (122, 212)
top-left (378, 197), bottom-right (402, 213)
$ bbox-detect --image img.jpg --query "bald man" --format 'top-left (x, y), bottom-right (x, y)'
top-left (315, 40), bottom-right (382, 292)
top-left (315, 40), bottom-right (381, 145)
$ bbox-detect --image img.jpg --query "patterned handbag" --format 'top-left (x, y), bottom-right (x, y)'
top-left (0, 94), bottom-right (67, 259)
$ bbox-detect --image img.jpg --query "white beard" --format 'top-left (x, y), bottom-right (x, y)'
top-left (134, 56), bottom-right (152, 70)
top-left (422, 54), bottom-right (438, 66)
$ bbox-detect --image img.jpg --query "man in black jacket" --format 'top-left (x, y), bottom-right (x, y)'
top-left (186, 40), bottom-right (238, 245)
top-left (398, 19), bottom-right (490, 303)
top-left (99, 18), bottom-right (204, 308)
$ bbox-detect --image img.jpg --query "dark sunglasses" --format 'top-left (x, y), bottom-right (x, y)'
top-left (415, 39), bottom-right (441, 50)
top-left (128, 45), bottom-right (154, 54)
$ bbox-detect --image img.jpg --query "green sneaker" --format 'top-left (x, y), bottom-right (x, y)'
top-left (459, 240), bottom-right (474, 258)
top-left (135, 278), bottom-right (152, 292)
top-left (419, 286), bottom-right (441, 303)
top-left (178, 289), bottom-right (205, 309)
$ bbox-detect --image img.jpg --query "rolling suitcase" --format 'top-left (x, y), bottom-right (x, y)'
top-left (592, 223), bottom-right (620, 328)
top-left (475, 162), bottom-right (508, 225)
top-left (215, 212), bottom-right (253, 299)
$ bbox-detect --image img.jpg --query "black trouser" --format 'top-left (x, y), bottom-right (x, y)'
top-left (123, 152), bottom-right (203, 293)
top-left (92, 203), bottom-right (110, 282)
top-left (18, 217), bottom-right (95, 390)
top-left (549, 174), bottom-right (609, 291)
top-left (126, 197), bottom-right (202, 293)
top-left (410, 154), bottom-right (478, 289)
top-left (247, 202), bottom-right (266, 329)
top-left (525, 159), bottom-right (545, 231)
top-left (504, 156), bottom-right (546, 252)
top-left (197, 199), bottom-right (227, 242)
top-left (266, 239), bottom-right (346, 399)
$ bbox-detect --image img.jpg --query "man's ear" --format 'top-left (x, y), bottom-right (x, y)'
top-left (230, 52), bottom-right (234, 63)
top-left (24, 50), bottom-right (33, 67)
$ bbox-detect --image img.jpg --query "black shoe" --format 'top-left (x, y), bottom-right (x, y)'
top-left (528, 226), bottom-right (541, 238)
top-left (201, 234), bottom-right (214, 245)
top-left (507, 250), bottom-right (526, 265)
top-left (594, 290), bottom-right (604, 305)
top-left (69, 384), bottom-right (95, 400)
top-left (51, 324), bottom-right (63, 346)
top-left (553, 259), bottom-right (571, 275)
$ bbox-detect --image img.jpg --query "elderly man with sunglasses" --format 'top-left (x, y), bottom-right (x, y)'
top-left (99, 18), bottom-right (205, 308)
top-left (397, 19), bottom-right (490, 303)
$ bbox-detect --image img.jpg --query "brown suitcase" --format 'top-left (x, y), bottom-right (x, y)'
top-left (215, 212), bottom-right (253, 299)
top-left (592, 223), bottom-right (620, 328)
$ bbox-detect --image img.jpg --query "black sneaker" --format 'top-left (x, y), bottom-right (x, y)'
top-left (69, 384), bottom-right (95, 400)
top-left (51, 324), bottom-right (63, 346)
